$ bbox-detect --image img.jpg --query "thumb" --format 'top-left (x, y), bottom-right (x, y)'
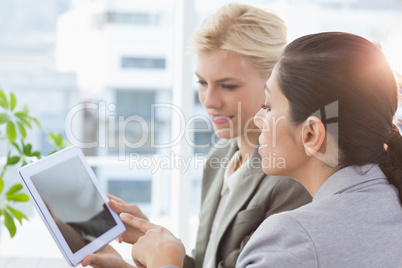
top-left (82, 253), bottom-right (99, 267)
top-left (82, 253), bottom-right (117, 268)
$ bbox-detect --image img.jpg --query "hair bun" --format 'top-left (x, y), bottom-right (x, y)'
top-left (383, 124), bottom-right (402, 173)
top-left (380, 124), bottom-right (402, 199)
top-left (387, 124), bottom-right (402, 148)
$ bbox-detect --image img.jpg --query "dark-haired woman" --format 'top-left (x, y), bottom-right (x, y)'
top-left (237, 31), bottom-right (402, 267)
top-left (115, 32), bottom-right (402, 268)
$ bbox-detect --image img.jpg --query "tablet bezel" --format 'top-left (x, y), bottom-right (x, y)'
top-left (18, 146), bottom-right (126, 267)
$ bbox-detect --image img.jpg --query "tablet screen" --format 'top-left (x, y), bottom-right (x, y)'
top-left (30, 156), bottom-right (117, 253)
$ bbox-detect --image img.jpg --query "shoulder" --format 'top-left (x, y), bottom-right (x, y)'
top-left (253, 212), bottom-right (314, 244)
top-left (237, 212), bottom-right (317, 268)
top-left (247, 174), bottom-right (311, 203)
top-left (269, 176), bottom-right (311, 200)
top-left (255, 175), bottom-right (312, 213)
top-left (258, 174), bottom-right (306, 192)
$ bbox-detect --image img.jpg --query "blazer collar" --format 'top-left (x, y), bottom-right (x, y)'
top-left (202, 139), bottom-right (240, 220)
top-left (195, 139), bottom-right (239, 264)
top-left (214, 142), bottom-right (266, 250)
top-left (314, 164), bottom-right (387, 201)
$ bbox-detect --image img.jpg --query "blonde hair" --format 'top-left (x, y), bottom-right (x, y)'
top-left (189, 2), bottom-right (288, 77)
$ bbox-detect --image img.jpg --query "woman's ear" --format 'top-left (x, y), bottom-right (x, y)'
top-left (302, 116), bottom-right (326, 157)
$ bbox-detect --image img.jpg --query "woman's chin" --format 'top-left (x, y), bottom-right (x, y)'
top-left (260, 152), bottom-right (287, 175)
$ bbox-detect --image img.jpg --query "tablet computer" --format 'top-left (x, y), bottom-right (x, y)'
top-left (18, 146), bottom-right (126, 267)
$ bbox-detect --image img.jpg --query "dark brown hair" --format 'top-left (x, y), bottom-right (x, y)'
top-left (276, 32), bottom-right (402, 200)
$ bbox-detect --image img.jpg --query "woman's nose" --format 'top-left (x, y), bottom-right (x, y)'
top-left (201, 87), bottom-right (222, 109)
top-left (254, 109), bottom-right (265, 130)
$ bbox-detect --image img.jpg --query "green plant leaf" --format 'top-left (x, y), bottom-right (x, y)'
top-left (16, 121), bottom-right (26, 139)
top-left (0, 89), bottom-right (9, 109)
top-left (6, 184), bottom-right (23, 195)
top-left (14, 112), bottom-right (32, 128)
top-left (0, 112), bottom-right (10, 124)
top-left (49, 132), bottom-right (64, 147)
top-left (57, 135), bottom-right (63, 147)
top-left (6, 193), bottom-right (29, 202)
top-left (12, 142), bottom-right (21, 153)
top-left (4, 210), bottom-right (17, 238)
top-left (49, 132), bottom-right (57, 144)
top-left (6, 121), bottom-right (17, 142)
top-left (7, 206), bottom-right (28, 224)
top-left (9, 92), bottom-right (17, 111)
top-left (48, 132), bottom-right (55, 139)
top-left (29, 151), bottom-right (41, 158)
top-left (0, 177), bottom-right (4, 194)
top-left (20, 105), bottom-right (29, 114)
top-left (6, 156), bottom-right (20, 165)
top-left (33, 118), bottom-right (41, 128)
top-left (23, 143), bottom-right (32, 155)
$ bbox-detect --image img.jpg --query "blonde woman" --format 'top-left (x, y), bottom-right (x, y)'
top-left (83, 3), bottom-right (311, 268)
top-left (185, 3), bottom-right (310, 268)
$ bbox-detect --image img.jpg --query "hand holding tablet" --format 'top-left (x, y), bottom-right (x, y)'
top-left (19, 146), bottom-right (126, 266)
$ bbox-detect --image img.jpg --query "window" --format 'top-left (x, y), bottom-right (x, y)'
top-left (91, 11), bottom-right (164, 29)
top-left (192, 120), bottom-right (214, 155)
top-left (193, 92), bottom-right (214, 155)
top-left (121, 57), bottom-right (166, 70)
top-left (108, 180), bottom-right (152, 204)
top-left (108, 90), bottom-right (162, 155)
top-left (106, 12), bottom-right (150, 25)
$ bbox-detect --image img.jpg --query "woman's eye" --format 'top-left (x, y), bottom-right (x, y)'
top-left (197, 80), bottom-right (207, 86)
top-left (261, 104), bottom-right (271, 112)
top-left (222, 84), bottom-right (238, 90)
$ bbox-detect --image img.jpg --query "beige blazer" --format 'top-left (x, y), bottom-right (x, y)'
top-left (184, 139), bottom-right (312, 268)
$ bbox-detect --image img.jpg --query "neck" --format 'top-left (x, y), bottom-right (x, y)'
top-left (292, 160), bottom-right (339, 197)
top-left (236, 131), bottom-right (260, 165)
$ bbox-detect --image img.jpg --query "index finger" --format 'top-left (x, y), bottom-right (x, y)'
top-left (107, 193), bottom-right (125, 203)
top-left (119, 213), bottom-right (159, 233)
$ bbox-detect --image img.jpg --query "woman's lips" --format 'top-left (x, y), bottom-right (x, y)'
top-left (258, 139), bottom-right (266, 152)
top-left (210, 114), bottom-right (234, 125)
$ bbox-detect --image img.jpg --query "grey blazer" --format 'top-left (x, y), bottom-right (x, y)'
top-left (184, 139), bottom-right (312, 268)
top-left (237, 165), bottom-right (402, 268)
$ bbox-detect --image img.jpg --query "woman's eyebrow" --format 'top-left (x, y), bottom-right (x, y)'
top-left (195, 73), bottom-right (240, 83)
top-left (216, 78), bottom-right (238, 83)
top-left (195, 72), bottom-right (202, 79)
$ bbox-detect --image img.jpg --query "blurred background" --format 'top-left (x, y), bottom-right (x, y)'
top-left (0, 0), bottom-right (401, 263)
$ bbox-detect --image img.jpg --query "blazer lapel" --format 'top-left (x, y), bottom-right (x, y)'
top-left (213, 145), bottom-right (266, 258)
top-left (195, 140), bottom-right (239, 267)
